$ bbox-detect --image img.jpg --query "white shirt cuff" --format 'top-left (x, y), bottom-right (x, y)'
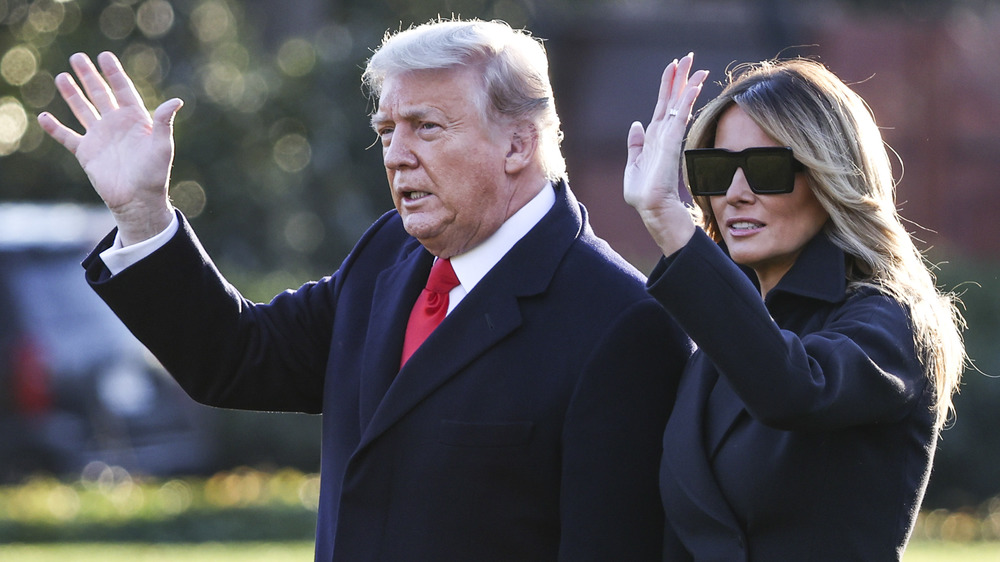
top-left (99, 213), bottom-right (180, 276)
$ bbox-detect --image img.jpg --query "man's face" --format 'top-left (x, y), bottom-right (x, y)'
top-left (372, 67), bottom-right (521, 259)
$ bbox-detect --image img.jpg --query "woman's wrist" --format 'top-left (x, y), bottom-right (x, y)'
top-left (638, 204), bottom-right (697, 257)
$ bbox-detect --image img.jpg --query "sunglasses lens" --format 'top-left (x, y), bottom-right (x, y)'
top-left (744, 151), bottom-right (796, 194)
top-left (687, 154), bottom-right (737, 196)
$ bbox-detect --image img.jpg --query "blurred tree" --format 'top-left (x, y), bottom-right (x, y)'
top-left (0, 0), bottom-right (600, 293)
top-left (0, 0), bottom-right (379, 290)
top-left (922, 259), bottom-right (1000, 509)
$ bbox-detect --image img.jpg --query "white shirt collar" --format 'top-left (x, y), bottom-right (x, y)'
top-left (446, 181), bottom-right (556, 310)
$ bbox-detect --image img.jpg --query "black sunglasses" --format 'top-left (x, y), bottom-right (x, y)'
top-left (684, 147), bottom-right (805, 196)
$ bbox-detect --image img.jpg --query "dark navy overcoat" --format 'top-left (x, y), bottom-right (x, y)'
top-left (84, 182), bottom-right (689, 561)
top-left (649, 229), bottom-right (934, 561)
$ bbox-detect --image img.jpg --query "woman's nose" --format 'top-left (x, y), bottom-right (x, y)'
top-left (724, 167), bottom-right (755, 203)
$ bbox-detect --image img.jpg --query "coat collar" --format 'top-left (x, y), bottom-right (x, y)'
top-left (356, 179), bottom-right (584, 450)
top-left (765, 231), bottom-right (848, 304)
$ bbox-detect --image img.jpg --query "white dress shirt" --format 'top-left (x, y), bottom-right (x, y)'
top-left (445, 181), bottom-right (555, 313)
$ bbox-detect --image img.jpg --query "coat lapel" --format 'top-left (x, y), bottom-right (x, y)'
top-left (356, 180), bottom-right (581, 452)
top-left (662, 359), bottom-right (742, 531)
top-left (357, 246), bottom-right (431, 431)
top-left (703, 374), bottom-right (748, 460)
top-left (357, 283), bottom-right (524, 450)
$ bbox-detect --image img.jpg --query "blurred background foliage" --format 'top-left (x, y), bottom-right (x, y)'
top-left (1, 0), bottom-right (999, 520)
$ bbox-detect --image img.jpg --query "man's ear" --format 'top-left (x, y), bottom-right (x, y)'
top-left (504, 122), bottom-right (538, 174)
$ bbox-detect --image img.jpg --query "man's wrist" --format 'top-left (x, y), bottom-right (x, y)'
top-left (112, 202), bottom-right (175, 247)
top-left (100, 210), bottom-right (179, 275)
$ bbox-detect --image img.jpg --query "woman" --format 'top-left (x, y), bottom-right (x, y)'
top-left (624, 55), bottom-right (966, 560)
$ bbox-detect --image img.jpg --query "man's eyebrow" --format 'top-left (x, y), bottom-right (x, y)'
top-left (370, 113), bottom-right (388, 130)
top-left (371, 108), bottom-right (433, 130)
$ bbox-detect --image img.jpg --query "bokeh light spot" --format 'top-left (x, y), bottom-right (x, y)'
top-left (45, 483), bottom-right (81, 521)
top-left (298, 474), bottom-right (320, 511)
top-left (99, 3), bottom-right (135, 40)
top-left (0, 97), bottom-right (28, 155)
top-left (273, 133), bottom-right (311, 173)
top-left (200, 60), bottom-right (243, 106)
top-left (213, 41), bottom-right (249, 70)
top-left (123, 43), bottom-right (166, 85)
top-left (16, 119), bottom-right (45, 152)
top-left (58, 0), bottom-right (82, 35)
top-left (284, 211), bottom-right (324, 254)
top-left (136, 0), bottom-right (174, 38)
top-left (27, 0), bottom-right (66, 34)
top-left (1, 45), bottom-right (38, 86)
top-left (234, 71), bottom-right (268, 113)
top-left (170, 180), bottom-right (207, 218)
top-left (155, 480), bottom-right (193, 515)
top-left (276, 37), bottom-right (315, 78)
top-left (20, 70), bottom-right (55, 107)
top-left (191, 0), bottom-right (233, 44)
top-left (315, 24), bottom-right (353, 63)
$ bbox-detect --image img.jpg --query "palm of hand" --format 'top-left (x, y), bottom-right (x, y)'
top-left (624, 120), bottom-right (684, 214)
top-left (38, 52), bottom-right (182, 241)
top-left (74, 106), bottom-right (169, 212)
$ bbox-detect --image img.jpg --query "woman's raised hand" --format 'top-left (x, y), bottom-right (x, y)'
top-left (38, 52), bottom-right (182, 245)
top-left (624, 53), bottom-right (708, 255)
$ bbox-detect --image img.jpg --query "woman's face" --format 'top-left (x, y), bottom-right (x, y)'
top-left (709, 105), bottom-right (829, 296)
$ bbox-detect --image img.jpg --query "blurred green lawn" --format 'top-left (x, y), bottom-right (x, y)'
top-left (0, 541), bottom-right (998, 561)
top-left (904, 540), bottom-right (1000, 561)
top-left (0, 541), bottom-right (314, 561)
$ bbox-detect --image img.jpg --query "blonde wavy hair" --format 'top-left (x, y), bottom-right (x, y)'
top-left (362, 17), bottom-right (566, 181)
top-left (684, 58), bottom-right (965, 428)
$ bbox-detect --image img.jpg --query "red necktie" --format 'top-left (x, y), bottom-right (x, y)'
top-left (400, 258), bottom-right (460, 366)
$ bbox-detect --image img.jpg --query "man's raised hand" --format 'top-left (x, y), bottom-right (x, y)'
top-left (38, 52), bottom-right (182, 245)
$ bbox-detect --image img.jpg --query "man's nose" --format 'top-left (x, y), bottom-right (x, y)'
top-left (383, 130), bottom-right (417, 169)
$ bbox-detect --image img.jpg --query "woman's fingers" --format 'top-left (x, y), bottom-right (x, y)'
top-left (649, 53), bottom-right (702, 131)
top-left (681, 69), bottom-right (710, 116)
top-left (650, 59), bottom-right (678, 123)
top-left (672, 54), bottom-right (694, 101)
top-left (626, 121), bottom-right (646, 168)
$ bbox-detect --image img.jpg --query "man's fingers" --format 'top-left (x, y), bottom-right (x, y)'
top-left (97, 51), bottom-right (146, 110)
top-left (152, 98), bottom-right (183, 145)
top-left (54, 72), bottom-right (100, 130)
top-left (69, 52), bottom-right (119, 114)
top-left (37, 112), bottom-right (82, 153)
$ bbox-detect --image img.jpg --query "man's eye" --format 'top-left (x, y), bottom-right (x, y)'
top-left (420, 122), bottom-right (440, 130)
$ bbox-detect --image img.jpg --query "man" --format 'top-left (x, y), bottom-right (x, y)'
top-left (39, 19), bottom-right (688, 561)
